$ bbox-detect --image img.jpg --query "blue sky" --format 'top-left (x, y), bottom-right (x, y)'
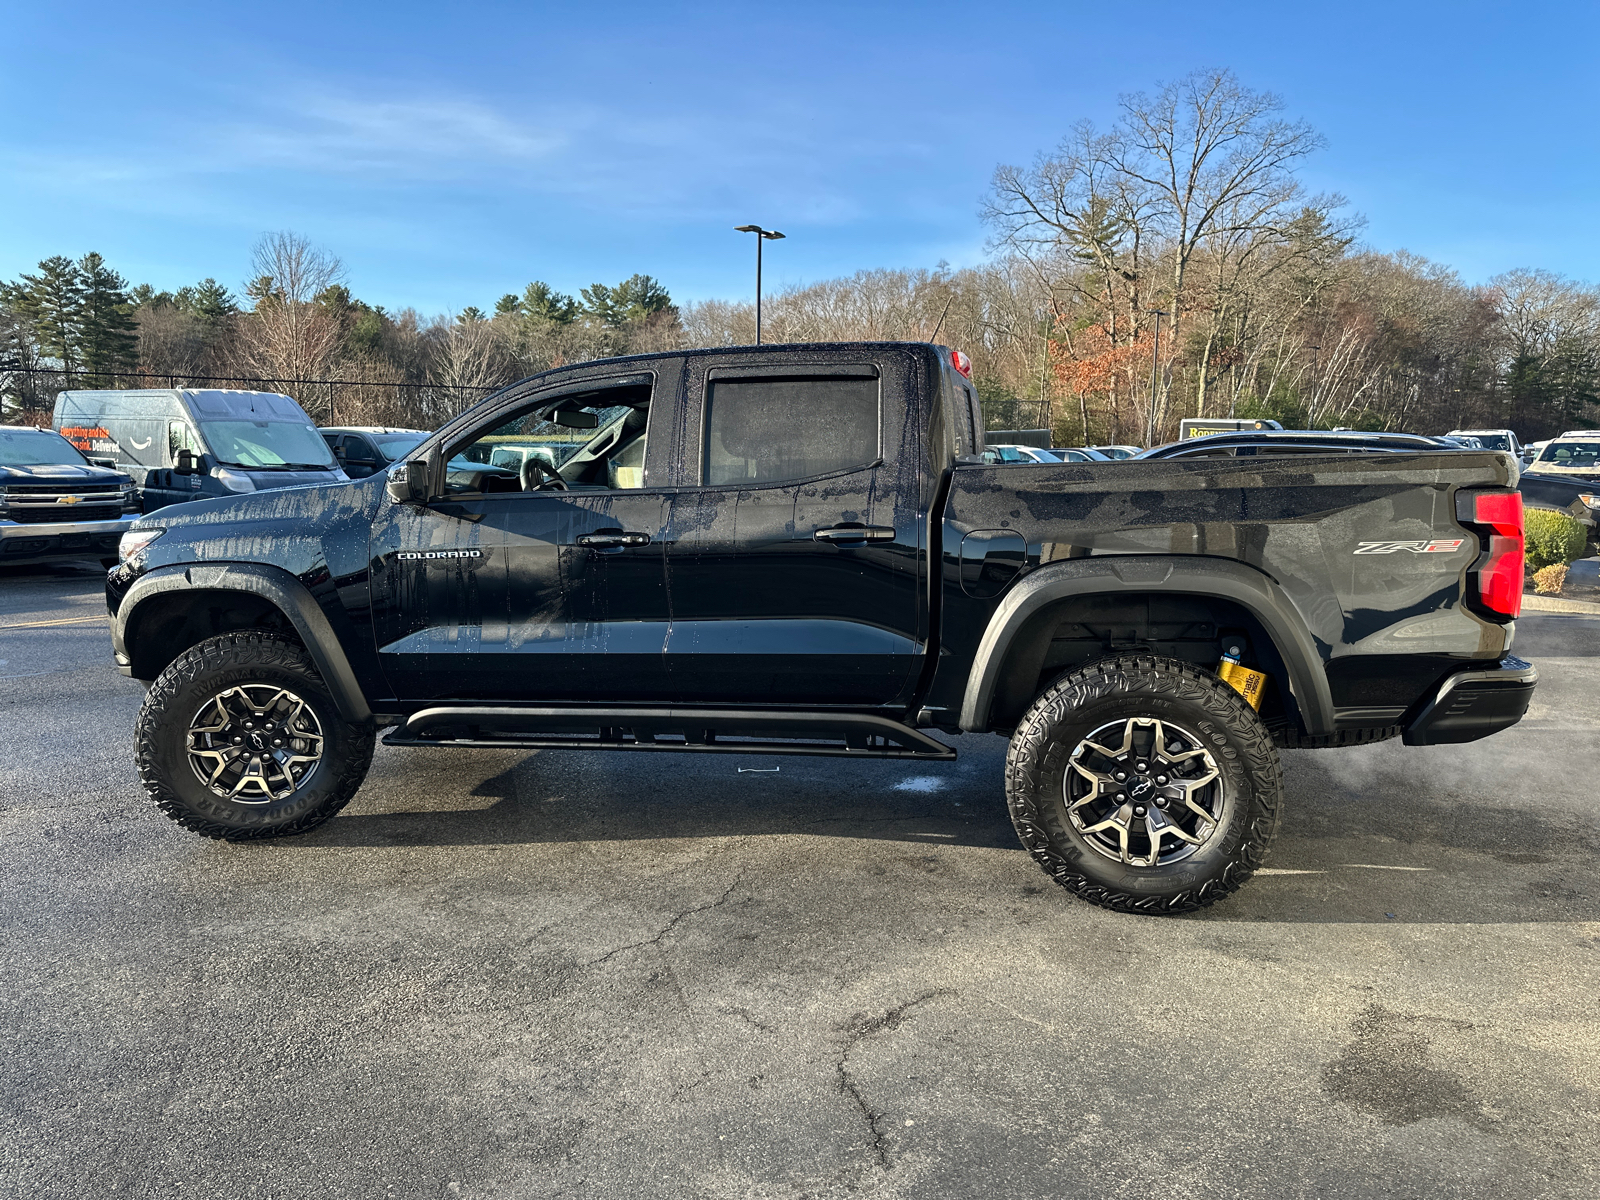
top-left (3, 1), bottom-right (1597, 314)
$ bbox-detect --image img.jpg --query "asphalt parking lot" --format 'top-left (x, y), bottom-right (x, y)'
top-left (3, 562), bottom-right (1598, 1200)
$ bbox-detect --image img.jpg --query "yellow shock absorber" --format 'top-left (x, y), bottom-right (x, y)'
top-left (1217, 650), bottom-right (1268, 710)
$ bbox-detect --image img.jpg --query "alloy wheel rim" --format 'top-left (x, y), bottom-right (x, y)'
top-left (187, 685), bottom-right (324, 804)
top-left (1063, 716), bottom-right (1224, 867)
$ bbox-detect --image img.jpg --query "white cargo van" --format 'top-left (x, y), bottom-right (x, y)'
top-left (53, 389), bottom-right (347, 511)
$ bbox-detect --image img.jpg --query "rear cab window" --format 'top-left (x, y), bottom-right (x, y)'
top-left (702, 375), bottom-right (879, 486)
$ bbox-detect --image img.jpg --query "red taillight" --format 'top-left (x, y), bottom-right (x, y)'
top-left (951, 349), bottom-right (972, 379)
top-left (1472, 491), bottom-right (1523, 535)
top-left (1458, 490), bottom-right (1524, 619)
top-left (1478, 535), bottom-right (1524, 617)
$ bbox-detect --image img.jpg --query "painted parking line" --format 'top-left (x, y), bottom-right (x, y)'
top-left (0, 614), bottom-right (109, 630)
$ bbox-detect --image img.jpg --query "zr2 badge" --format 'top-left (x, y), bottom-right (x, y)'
top-left (1353, 539), bottom-right (1465, 555)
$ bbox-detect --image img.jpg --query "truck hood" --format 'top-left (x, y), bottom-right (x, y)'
top-left (121, 475), bottom-right (387, 587)
top-left (0, 462), bottom-right (130, 485)
top-left (1525, 465), bottom-right (1600, 484)
top-left (228, 466), bottom-right (349, 490)
top-left (130, 475), bottom-right (382, 533)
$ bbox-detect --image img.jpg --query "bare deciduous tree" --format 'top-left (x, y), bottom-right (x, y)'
top-left (431, 314), bottom-right (514, 418)
top-left (238, 232), bottom-right (347, 383)
top-left (988, 69), bottom-right (1327, 439)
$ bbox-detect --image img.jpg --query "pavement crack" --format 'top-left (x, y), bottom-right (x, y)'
top-left (721, 1005), bottom-right (776, 1034)
top-left (583, 874), bottom-right (744, 967)
top-left (834, 989), bottom-right (953, 1168)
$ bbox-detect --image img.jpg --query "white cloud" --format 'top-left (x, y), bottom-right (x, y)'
top-left (226, 92), bottom-right (570, 175)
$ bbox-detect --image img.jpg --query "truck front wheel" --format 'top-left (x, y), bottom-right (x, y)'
top-left (135, 632), bottom-right (375, 840)
top-left (1004, 655), bottom-right (1282, 914)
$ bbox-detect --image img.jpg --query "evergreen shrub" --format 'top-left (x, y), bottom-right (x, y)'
top-left (1524, 509), bottom-right (1587, 572)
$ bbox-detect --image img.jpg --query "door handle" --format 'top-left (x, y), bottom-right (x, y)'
top-left (577, 531), bottom-right (651, 548)
top-left (813, 524), bottom-right (896, 543)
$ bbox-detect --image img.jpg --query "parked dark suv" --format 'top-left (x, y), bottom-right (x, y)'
top-left (318, 427), bottom-right (429, 480)
top-left (0, 426), bottom-right (138, 568)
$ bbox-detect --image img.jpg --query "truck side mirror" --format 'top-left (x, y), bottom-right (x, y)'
top-left (387, 459), bottom-right (431, 505)
top-left (174, 449), bottom-right (195, 476)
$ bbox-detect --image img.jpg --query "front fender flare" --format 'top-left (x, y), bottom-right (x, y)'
top-left (114, 562), bottom-right (372, 724)
top-left (957, 556), bottom-right (1334, 735)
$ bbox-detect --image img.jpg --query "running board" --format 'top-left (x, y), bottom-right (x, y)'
top-left (382, 705), bottom-right (956, 760)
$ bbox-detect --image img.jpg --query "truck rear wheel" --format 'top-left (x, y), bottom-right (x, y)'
top-left (135, 632), bottom-right (374, 840)
top-left (1004, 655), bottom-right (1281, 914)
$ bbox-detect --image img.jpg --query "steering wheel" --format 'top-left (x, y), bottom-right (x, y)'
top-left (521, 457), bottom-right (567, 491)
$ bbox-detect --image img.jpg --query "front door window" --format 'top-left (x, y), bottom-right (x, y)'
top-left (369, 373), bottom-right (672, 703)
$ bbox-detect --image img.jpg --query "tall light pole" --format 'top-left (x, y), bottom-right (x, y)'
top-left (1306, 344), bottom-right (1322, 423)
top-left (1146, 309), bottom-right (1169, 446)
top-left (734, 224), bottom-right (785, 344)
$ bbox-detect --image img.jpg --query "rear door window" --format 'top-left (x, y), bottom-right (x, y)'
top-left (703, 376), bottom-right (879, 486)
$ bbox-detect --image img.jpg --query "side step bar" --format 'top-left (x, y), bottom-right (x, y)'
top-left (382, 706), bottom-right (956, 760)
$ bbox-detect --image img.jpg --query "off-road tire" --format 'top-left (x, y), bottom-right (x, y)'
top-left (135, 631), bottom-right (374, 840)
top-left (1004, 654), bottom-right (1282, 915)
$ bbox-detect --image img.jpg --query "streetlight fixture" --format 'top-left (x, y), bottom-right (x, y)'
top-left (1146, 309), bottom-right (1169, 446)
top-left (734, 224), bottom-right (785, 344)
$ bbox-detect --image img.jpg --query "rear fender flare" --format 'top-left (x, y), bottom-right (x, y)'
top-left (114, 562), bottom-right (372, 724)
top-left (957, 556), bottom-right (1333, 735)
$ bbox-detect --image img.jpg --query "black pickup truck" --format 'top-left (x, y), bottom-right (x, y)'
top-left (106, 343), bottom-right (1537, 914)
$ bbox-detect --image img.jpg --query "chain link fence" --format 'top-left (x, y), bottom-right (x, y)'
top-left (3, 365), bottom-right (1058, 442)
top-left (980, 396), bottom-right (1051, 433)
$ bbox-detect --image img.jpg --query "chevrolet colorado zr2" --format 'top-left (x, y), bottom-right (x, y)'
top-left (105, 343), bottom-right (1537, 914)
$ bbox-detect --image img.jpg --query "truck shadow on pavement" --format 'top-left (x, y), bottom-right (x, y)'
top-left (273, 735), bottom-right (1600, 924)
top-left (304, 740), bottom-right (1025, 853)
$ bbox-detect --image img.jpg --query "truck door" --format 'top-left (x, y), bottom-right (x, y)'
top-left (368, 371), bottom-right (674, 703)
top-left (659, 360), bottom-right (927, 707)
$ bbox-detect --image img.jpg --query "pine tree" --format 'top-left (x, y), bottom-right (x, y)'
top-left (130, 283), bottom-right (175, 309)
top-left (13, 256), bottom-right (86, 374)
top-left (581, 275), bottom-right (674, 327)
top-left (178, 278), bottom-right (238, 332)
top-left (578, 282), bottom-right (616, 324)
top-left (610, 274), bottom-right (675, 323)
top-left (521, 281), bottom-right (578, 324)
top-left (77, 252), bottom-right (139, 377)
top-left (1547, 337), bottom-right (1600, 425)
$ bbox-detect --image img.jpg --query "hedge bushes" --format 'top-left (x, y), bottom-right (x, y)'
top-left (1524, 508), bottom-right (1588, 571)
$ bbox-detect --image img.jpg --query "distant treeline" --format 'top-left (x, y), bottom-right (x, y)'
top-left (4, 69), bottom-right (1596, 443)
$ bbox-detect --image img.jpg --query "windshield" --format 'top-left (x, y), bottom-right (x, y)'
top-left (372, 433), bottom-right (428, 462)
top-left (1536, 441), bottom-right (1600, 469)
top-left (1468, 433), bottom-right (1511, 451)
top-left (0, 428), bottom-right (89, 467)
top-left (200, 420), bottom-right (337, 470)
